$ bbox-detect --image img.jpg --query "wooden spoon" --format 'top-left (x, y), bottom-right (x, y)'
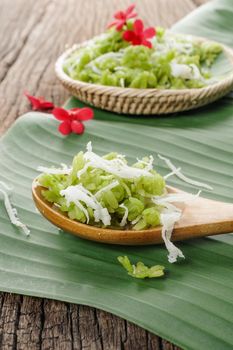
top-left (32, 183), bottom-right (233, 245)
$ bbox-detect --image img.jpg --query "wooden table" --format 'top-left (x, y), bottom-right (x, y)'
top-left (0, 0), bottom-right (208, 348)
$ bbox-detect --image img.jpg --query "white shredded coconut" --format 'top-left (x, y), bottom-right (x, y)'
top-left (136, 155), bottom-right (154, 171)
top-left (152, 190), bottom-right (201, 262)
top-left (190, 64), bottom-right (203, 80)
top-left (77, 142), bottom-right (153, 179)
top-left (95, 180), bottom-right (119, 199)
top-left (121, 181), bottom-right (131, 197)
top-left (164, 167), bottom-right (181, 180)
top-left (87, 63), bottom-right (102, 75)
top-left (100, 175), bottom-right (115, 180)
top-left (85, 52), bottom-right (123, 74)
top-left (87, 141), bottom-right (92, 152)
top-left (37, 163), bottom-right (71, 175)
top-left (0, 181), bottom-right (30, 236)
top-left (159, 201), bottom-right (182, 213)
top-left (77, 163), bottom-right (90, 178)
top-left (0, 181), bottom-right (13, 192)
top-left (119, 204), bottom-right (128, 227)
top-left (153, 190), bottom-right (201, 204)
top-left (158, 154), bottom-right (213, 190)
top-left (60, 184), bottom-right (111, 226)
top-left (92, 52), bottom-right (123, 63)
top-left (170, 62), bottom-right (193, 79)
top-left (160, 209), bottom-right (184, 263)
top-left (114, 66), bottom-right (127, 72)
top-left (170, 61), bottom-right (202, 80)
top-left (119, 78), bottom-right (125, 88)
top-left (131, 215), bottom-right (142, 225)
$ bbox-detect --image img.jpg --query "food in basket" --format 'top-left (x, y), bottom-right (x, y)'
top-left (63, 5), bottom-right (222, 90)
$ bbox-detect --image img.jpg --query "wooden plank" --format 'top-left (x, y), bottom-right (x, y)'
top-left (16, 297), bottom-right (43, 350)
top-left (0, 0), bottom-right (209, 349)
top-left (0, 294), bottom-right (21, 349)
top-left (41, 300), bottom-right (73, 350)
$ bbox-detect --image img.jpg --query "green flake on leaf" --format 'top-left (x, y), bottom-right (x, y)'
top-left (117, 256), bottom-right (165, 279)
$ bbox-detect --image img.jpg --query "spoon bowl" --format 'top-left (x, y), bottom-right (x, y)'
top-left (32, 183), bottom-right (233, 245)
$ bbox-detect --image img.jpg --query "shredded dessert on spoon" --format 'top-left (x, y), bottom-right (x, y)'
top-left (36, 142), bottom-right (212, 263)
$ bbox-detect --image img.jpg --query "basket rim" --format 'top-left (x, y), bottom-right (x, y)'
top-left (55, 34), bottom-right (233, 97)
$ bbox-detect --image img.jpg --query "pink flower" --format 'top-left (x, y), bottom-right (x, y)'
top-left (108, 4), bottom-right (137, 31)
top-left (24, 91), bottom-right (54, 110)
top-left (122, 19), bottom-right (156, 48)
top-left (52, 107), bottom-right (94, 136)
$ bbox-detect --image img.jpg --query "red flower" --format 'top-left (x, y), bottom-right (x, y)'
top-left (108, 4), bottom-right (137, 31)
top-left (122, 19), bottom-right (156, 48)
top-left (52, 107), bottom-right (94, 135)
top-left (24, 91), bottom-right (54, 110)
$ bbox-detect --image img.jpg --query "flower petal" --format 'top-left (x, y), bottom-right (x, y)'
top-left (40, 101), bottom-right (55, 109)
top-left (58, 121), bottom-right (72, 135)
top-left (74, 107), bottom-right (94, 121)
top-left (125, 4), bottom-right (136, 16)
top-left (71, 120), bottom-right (85, 134)
top-left (107, 20), bottom-right (119, 29)
top-left (108, 5), bottom-right (137, 31)
top-left (52, 108), bottom-right (70, 121)
top-left (122, 30), bottom-right (136, 42)
top-left (127, 12), bottom-right (137, 20)
top-left (24, 92), bottom-right (40, 110)
top-left (133, 19), bottom-right (144, 35)
top-left (114, 11), bottom-right (125, 20)
top-left (70, 108), bottom-right (80, 112)
top-left (141, 39), bottom-right (152, 48)
top-left (143, 27), bottom-right (156, 39)
top-left (132, 36), bottom-right (143, 45)
top-left (24, 91), bottom-right (54, 110)
top-left (115, 20), bottom-right (125, 31)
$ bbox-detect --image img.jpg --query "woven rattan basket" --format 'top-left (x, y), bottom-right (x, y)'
top-left (55, 38), bottom-right (233, 115)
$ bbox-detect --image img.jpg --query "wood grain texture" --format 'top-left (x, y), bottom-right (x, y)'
top-left (0, 0), bottom-right (209, 349)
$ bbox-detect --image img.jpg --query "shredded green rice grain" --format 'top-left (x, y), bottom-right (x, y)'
top-left (63, 27), bottom-right (222, 89)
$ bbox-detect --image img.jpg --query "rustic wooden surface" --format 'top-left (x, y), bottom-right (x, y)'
top-left (0, 0), bottom-right (209, 349)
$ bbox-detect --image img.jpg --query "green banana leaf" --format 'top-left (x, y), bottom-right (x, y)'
top-left (0, 1), bottom-right (233, 349)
